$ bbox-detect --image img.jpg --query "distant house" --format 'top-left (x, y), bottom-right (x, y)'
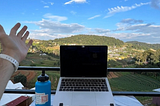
top-left (108, 50), bottom-right (112, 53)
top-left (109, 54), bottom-right (120, 57)
top-left (118, 58), bottom-right (122, 60)
top-left (39, 53), bottom-right (47, 56)
top-left (68, 44), bottom-right (76, 45)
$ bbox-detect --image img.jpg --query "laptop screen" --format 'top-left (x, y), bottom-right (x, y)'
top-left (60, 45), bottom-right (108, 77)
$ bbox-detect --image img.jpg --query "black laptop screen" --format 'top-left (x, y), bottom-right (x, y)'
top-left (60, 45), bottom-right (108, 77)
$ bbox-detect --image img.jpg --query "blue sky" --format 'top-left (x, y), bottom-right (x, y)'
top-left (0, 0), bottom-right (160, 43)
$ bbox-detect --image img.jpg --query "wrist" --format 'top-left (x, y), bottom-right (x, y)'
top-left (0, 54), bottom-right (19, 72)
top-left (1, 50), bottom-right (21, 63)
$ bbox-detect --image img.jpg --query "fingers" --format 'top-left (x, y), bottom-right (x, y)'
top-left (9, 23), bottom-right (32, 45)
top-left (9, 23), bottom-right (21, 36)
top-left (0, 24), bottom-right (6, 36)
top-left (10, 23), bottom-right (29, 39)
top-left (26, 40), bottom-right (33, 49)
top-left (17, 26), bottom-right (28, 38)
top-left (21, 31), bottom-right (29, 42)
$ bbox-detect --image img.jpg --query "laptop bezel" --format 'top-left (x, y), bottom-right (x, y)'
top-left (60, 45), bottom-right (108, 77)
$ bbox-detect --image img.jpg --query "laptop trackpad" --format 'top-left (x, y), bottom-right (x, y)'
top-left (72, 93), bottom-right (96, 106)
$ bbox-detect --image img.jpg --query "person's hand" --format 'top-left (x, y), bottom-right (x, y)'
top-left (0, 23), bottom-right (33, 63)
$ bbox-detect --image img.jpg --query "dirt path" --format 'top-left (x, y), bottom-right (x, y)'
top-left (107, 72), bottom-right (119, 79)
top-left (26, 71), bottom-right (36, 82)
top-left (11, 70), bottom-right (37, 82)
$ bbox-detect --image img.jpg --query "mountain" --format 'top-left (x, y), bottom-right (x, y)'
top-left (2, 35), bottom-right (160, 54)
top-left (53, 35), bottom-right (124, 46)
top-left (126, 41), bottom-right (160, 50)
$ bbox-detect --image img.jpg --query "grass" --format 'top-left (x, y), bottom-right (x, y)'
top-left (109, 72), bottom-right (160, 104)
top-left (109, 72), bottom-right (160, 91)
top-left (20, 53), bottom-right (60, 88)
top-left (28, 71), bottom-right (160, 92)
top-left (20, 53), bottom-right (60, 67)
top-left (27, 71), bottom-right (60, 89)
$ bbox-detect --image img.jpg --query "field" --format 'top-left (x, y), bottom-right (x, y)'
top-left (108, 72), bottom-right (160, 105)
top-left (109, 72), bottom-right (160, 92)
top-left (20, 53), bottom-right (60, 67)
top-left (25, 71), bottom-right (60, 89)
top-left (11, 70), bottom-right (36, 82)
top-left (13, 71), bottom-right (160, 93)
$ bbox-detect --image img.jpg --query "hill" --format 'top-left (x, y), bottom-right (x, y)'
top-left (126, 41), bottom-right (160, 50)
top-left (53, 35), bottom-right (124, 46)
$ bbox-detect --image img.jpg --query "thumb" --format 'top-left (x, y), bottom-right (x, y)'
top-left (0, 25), bottom-right (6, 39)
top-left (26, 40), bottom-right (33, 49)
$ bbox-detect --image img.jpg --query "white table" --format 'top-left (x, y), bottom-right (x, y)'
top-left (30, 95), bottom-right (143, 106)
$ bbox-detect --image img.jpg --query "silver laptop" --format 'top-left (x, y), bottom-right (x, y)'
top-left (53, 45), bottom-right (115, 106)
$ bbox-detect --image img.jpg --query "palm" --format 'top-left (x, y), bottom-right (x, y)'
top-left (0, 23), bottom-right (33, 62)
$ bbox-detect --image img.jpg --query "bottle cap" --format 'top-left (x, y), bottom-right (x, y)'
top-left (37, 70), bottom-right (49, 82)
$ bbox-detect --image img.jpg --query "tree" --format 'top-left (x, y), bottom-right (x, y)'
top-left (135, 50), bottom-right (155, 64)
top-left (152, 49), bottom-right (160, 63)
top-left (14, 74), bottom-right (27, 86)
top-left (135, 53), bottom-right (143, 65)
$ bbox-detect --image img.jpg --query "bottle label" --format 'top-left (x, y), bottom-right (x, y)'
top-left (35, 93), bottom-right (48, 104)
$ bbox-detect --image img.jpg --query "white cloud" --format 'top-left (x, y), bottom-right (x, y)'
top-left (43, 13), bottom-right (68, 21)
top-left (25, 19), bottom-right (85, 39)
top-left (41, 1), bottom-right (54, 5)
top-left (151, 0), bottom-right (160, 9)
top-left (106, 33), bottom-right (150, 39)
top-left (64, 0), bottom-right (86, 5)
top-left (93, 26), bottom-right (151, 40)
top-left (30, 31), bottom-right (56, 39)
top-left (126, 24), bottom-right (160, 34)
top-left (44, 6), bottom-right (49, 8)
top-left (24, 15), bottom-right (160, 43)
top-left (120, 18), bottom-right (144, 24)
top-left (109, 19), bottom-right (160, 43)
top-left (95, 28), bottom-right (110, 33)
top-left (49, 2), bottom-right (54, 5)
top-left (35, 19), bottom-right (85, 33)
top-left (41, 1), bottom-right (47, 4)
top-left (104, 2), bottom-right (150, 18)
top-left (30, 30), bottom-right (72, 40)
top-left (115, 19), bottom-right (144, 31)
top-left (70, 11), bottom-right (77, 15)
top-left (115, 19), bottom-right (160, 34)
top-left (23, 14), bottom-right (85, 39)
top-left (152, 36), bottom-right (160, 38)
top-left (89, 18), bottom-right (160, 43)
top-left (88, 15), bottom-right (101, 20)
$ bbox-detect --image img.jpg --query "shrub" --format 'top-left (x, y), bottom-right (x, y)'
top-left (30, 63), bottom-right (36, 66)
top-left (14, 74), bottom-right (27, 86)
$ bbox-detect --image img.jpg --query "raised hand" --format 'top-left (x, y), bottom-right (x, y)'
top-left (0, 23), bottom-right (33, 62)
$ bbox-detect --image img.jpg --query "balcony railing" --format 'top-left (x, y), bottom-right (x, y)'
top-left (5, 66), bottom-right (160, 96)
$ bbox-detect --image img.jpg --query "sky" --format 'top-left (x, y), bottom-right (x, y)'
top-left (0, 0), bottom-right (160, 44)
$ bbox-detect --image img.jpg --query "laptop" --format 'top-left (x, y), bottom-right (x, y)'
top-left (53, 45), bottom-right (115, 106)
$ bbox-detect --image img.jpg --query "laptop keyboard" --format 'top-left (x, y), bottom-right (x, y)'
top-left (59, 79), bottom-right (108, 92)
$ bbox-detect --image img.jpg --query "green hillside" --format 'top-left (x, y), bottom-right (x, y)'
top-left (1, 35), bottom-right (160, 52)
top-left (53, 35), bottom-right (124, 46)
top-left (126, 41), bottom-right (160, 50)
